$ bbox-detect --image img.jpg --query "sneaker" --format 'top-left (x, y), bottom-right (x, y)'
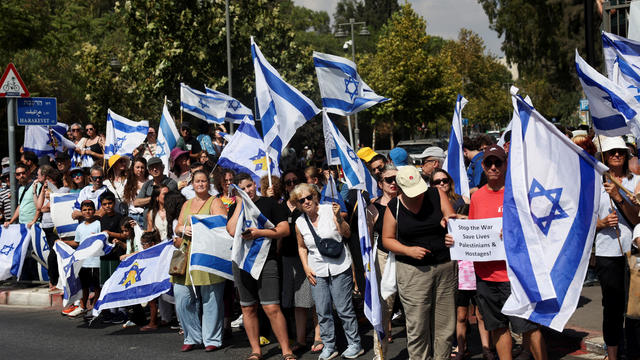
top-left (67, 306), bottom-right (86, 317)
top-left (391, 310), bottom-right (402, 321)
top-left (231, 314), bottom-right (243, 328)
top-left (318, 347), bottom-right (339, 360)
top-left (61, 305), bottom-right (78, 316)
top-left (341, 345), bottom-right (364, 359)
top-left (122, 320), bottom-right (136, 328)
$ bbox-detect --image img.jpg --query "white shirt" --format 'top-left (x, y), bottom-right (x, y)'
top-left (74, 185), bottom-right (108, 211)
top-left (180, 184), bottom-right (218, 200)
top-left (595, 174), bottom-right (640, 256)
top-left (296, 204), bottom-right (351, 277)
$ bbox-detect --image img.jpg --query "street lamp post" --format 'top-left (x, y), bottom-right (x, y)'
top-left (225, 0), bottom-right (234, 134)
top-left (335, 18), bottom-right (370, 149)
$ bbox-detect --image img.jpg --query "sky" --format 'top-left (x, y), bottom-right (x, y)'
top-left (292, 0), bottom-right (504, 57)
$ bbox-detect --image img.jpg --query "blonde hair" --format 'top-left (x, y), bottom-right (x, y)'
top-left (289, 183), bottom-right (319, 206)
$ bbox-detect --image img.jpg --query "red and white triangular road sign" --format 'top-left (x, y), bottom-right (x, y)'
top-left (0, 63), bottom-right (29, 98)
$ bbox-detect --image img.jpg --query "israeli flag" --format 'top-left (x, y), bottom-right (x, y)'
top-left (105, 109), bottom-right (149, 161)
top-left (30, 224), bottom-right (50, 282)
top-left (217, 120), bottom-right (280, 185)
top-left (322, 110), bottom-right (365, 189)
top-left (575, 50), bottom-right (640, 138)
top-left (231, 185), bottom-right (274, 280)
top-left (56, 232), bottom-right (113, 306)
top-left (356, 191), bottom-right (384, 337)
top-left (443, 95), bottom-right (470, 198)
top-left (23, 123), bottom-right (75, 158)
top-left (602, 31), bottom-right (640, 79)
top-left (611, 55), bottom-right (640, 94)
top-left (180, 83), bottom-right (227, 124)
top-left (92, 240), bottom-right (173, 315)
top-left (252, 37), bottom-right (320, 163)
top-left (190, 215), bottom-right (234, 280)
top-left (363, 160), bottom-right (383, 199)
top-left (497, 93), bottom-right (532, 148)
top-left (320, 175), bottom-right (347, 213)
top-left (0, 224), bottom-right (31, 281)
top-left (50, 193), bottom-right (79, 238)
top-left (205, 86), bottom-right (255, 124)
top-left (313, 51), bottom-right (389, 115)
top-left (501, 92), bottom-right (608, 331)
top-left (158, 103), bottom-right (179, 175)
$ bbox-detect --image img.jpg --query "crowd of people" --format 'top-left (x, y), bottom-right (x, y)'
top-left (3, 120), bottom-right (640, 360)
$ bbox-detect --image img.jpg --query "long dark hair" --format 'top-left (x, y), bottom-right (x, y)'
top-left (213, 168), bottom-right (236, 194)
top-left (123, 157), bottom-right (147, 203)
top-left (149, 184), bottom-right (169, 224)
top-left (164, 191), bottom-right (186, 238)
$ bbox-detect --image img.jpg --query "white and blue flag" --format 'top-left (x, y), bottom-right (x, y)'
top-left (313, 51), bottom-right (389, 115)
top-left (30, 224), bottom-right (50, 282)
top-left (56, 232), bottom-right (113, 306)
top-left (158, 102), bottom-right (179, 175)
top-left (575, 50), bottom-right (640, 138)
top-left (363, 160), bottom-right (383, 199)
top-left (93, 240), bottom-right (173, 315)
top-left (231, 185), bottom-right (274, 280)
top-left (602, 31), bottom-right (640, 79)
top-left (443, 95), bottom-right (470, 198)
top-left (322, 110), bottom-right (365, 189)
top-left (320, 175), bottom-right (347, 213)
top-left (190, 215), bottom-right (234, 280)
top-left (611, 55), bottom-right (640, 95)
top-left (205, 86), bottom-right (255, 124)
top-left (356, 191), bottom-right (384, 337)
top-left (50, 193), bottom-right (79, 238)
top-left (252, 37), bottom-right (320, 163)
top-left (501, 92), bottom-right (608, 331)
top-left (23, 123), bottom-right (75, 158)
top-left (180, 83), bottom-right (228, 124)
top-left (105, 109), bottom-right (149, 161)
top-left (217, 120), bottom-right (279, 185)
top-left (0, 224), bottom-right (31, 281)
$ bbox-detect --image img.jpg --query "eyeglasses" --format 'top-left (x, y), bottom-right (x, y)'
top-left (85, 128), bottom-right (94, 132)
top-left (148, 166), bottom-right (162, 172)
top-left (606, 149), bottom-right (626, 156)
top-left (431, 178), bottom-right (450, 186)
top-left (71, 173), bottom-right (84, 178)
top-left (284, 178), bottom-right (299, 186)
top-left (15, 171), bottom-right (25, 177)
top-left (483, 158), bottom-right (503, 168)
top-left (91, 175), bottom-right (103, 181)
top-left (372, 165), bottom-right (384, 173)
top-left (422, 159), bottom-right (438, 165)
top-left (297, 194), bottom-right (314, 204)
top-left (383, 176), bottom-right (396, 184)
top-left (71, 129), bottom-right (81, 132)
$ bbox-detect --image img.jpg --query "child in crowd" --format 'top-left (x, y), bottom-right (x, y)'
top-left (139, 230), bottom-right (163, 331)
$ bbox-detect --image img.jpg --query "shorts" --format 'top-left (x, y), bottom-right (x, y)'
top-left (475, 278), bottom-right (538, 333)
top-left (79, 267), bottom-right (101, 290)
top-left (281, 256), bottom-right (313, 309)
top-left (233, 258), bottom-right (280, 306)
top-left (455, 289), bottom-right (477, 308)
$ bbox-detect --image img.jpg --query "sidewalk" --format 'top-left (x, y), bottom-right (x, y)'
top-left (0, 279), bottom-right (63, 308)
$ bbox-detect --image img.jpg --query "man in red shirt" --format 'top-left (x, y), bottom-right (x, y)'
top-left (467, 146), bottom-right (547, 360)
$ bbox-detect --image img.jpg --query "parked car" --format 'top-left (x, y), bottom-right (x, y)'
top-left (396, 138), bottom-right (449, 165)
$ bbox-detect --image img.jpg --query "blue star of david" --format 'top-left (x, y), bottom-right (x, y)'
top-left (528, 179), bottom-right (569, 235)
top-left (346, 147), bottom-right (359, 162)
top-left (118, 262), bottom-right (145, 289)
top-left (228, 99), bottom-right (241, 111)
top-left (113, 136), bottom-right (126, 153)
top-left (344, 76), bottom-right (359, 101)
top-left (249, 149), bottom-right (267, 171)
top-left (43, 241), bottom-right (49, 252)
top-left (0, 244), bottom-right (14, 256)
top-left (244, 220), bottom-right (252, 229)
top-left (63, 255), bottom-right (77, 274)
top-left (199, 98), bottom-right (209, 109)
top-left (155, 140), bottom-right (167, 158)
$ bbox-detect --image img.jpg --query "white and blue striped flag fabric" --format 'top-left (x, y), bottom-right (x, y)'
top-left (252, 37), bottom-right (320, 163)
top-left (190, 215), bottom-right (234, 280)
top-left (322, 109), bottom-right (365, 189)
top-left (497, 92), bottom-right (531, 147)
top-left (0, 224), bottom-right (31, 281)
top-left (231, 185), bottom-right (274, 280)
top-left (443, 95), bottom-right (470, 198)
top-left (92, 240), bottom-right (173, 315)
top-left (602, 31), bottom-right (640, 79)
top-left (105, 109), bottom-right (149, 161)
top-left (30, 224), bottom-right (50, 282)
top-left (320, 175), bottom-right (347, 213)
top-left (50, 193), bottom-right (79, 238)
top-left (313, 51), bottom-right (389, 116)
top-left (356, 191), bottom-right (384, 337)
top-left (56, 232), bottom-right (113, 306)
top-left (611, 55), bottom-right (640, 95)
top-left (180, 83), bottom-right (228, 124)
top-left (363, 160), bottom-right (383, 199)
top-left (158, 102), bottom-right (179, 175)
top-left (23, 123), bottom-right (75, 158)
top-left (502, 92), bottom-right (608, 331)
top-left (205, 86), bottom-right (255, 124)
top-left (575, 50), bottom-right (640, 138)
top-left (217, 120), bottom-right (279, 185)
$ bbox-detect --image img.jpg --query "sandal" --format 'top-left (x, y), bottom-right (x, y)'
top-left (310, 340), bottom-right (324, 354)
top-left (282, 354), bottom-right (297, 360)
top-left (246, 353), bottom-right (263, 360)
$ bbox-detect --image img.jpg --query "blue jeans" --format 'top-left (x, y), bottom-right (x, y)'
top-left (174, 282), bottom-right (225, 346)
top-left (311, 269), bottom-right (361, 352)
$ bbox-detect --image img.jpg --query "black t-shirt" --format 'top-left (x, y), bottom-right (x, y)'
top-left (183, 137), bottom-right (202, 155)
top-left (228, 196), bottom-right (287, 259)
top-left (387, 187), bottom-right (449, 266)
top-left (373, 200), bottom-right (389, 253)
top-left (281, 203), bottom-right (302, 258)
top-left (100, 212), bottom-right (124, 260)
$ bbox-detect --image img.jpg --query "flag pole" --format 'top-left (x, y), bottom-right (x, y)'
top-left (266, 155), bottom-right (273, 188)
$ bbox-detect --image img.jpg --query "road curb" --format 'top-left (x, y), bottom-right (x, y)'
top-left (562, 325), bottom-right (605, 356)
top-left (0, 286), bottom-right (63, 308)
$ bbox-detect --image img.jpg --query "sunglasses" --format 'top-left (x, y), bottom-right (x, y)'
top-left (15, 171), bottom-right (25, 176)
top-left (383, 176), bottom-right (396, 184)
top-left (72, 173), bottom-right (84, 178)
top-left (284, 178), bottom-right (299, 186)
top-left (606, 149), bottom-right (626, 156)
top-left (71, 129), bottom-right (81, 132)
top-left (483, 158), bottom-right (503, 168)
top-left (297, 194), bottom-right (314, 205)
top-left (85, 128), bottom-right (94, 131)
top-left (91, 176), bottom-right (103, 181)
top-left (423, 159), bottom-right (438, 165)
top-left (432, 178), bottom-right (450, 186)
top-left (373, 165), bottom-right (384, 173)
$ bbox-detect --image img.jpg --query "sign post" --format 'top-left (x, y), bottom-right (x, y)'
top-left (0, 63), bottom-right (30, 212)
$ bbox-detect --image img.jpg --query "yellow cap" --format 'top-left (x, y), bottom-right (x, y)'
top-left (356, 147), bottom-right (378, 162)
top-left (108, 154), bottom-right (129, 170)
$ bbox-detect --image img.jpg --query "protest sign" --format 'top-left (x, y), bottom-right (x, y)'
top-left (448, 218), bottom-right (505, 261)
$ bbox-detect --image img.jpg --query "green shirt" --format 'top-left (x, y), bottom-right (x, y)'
top-left (18, 182), bottom-right (41, 224)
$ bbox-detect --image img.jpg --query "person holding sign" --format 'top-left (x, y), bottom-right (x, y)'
top-left (381, 165), bottom-right (457, 360)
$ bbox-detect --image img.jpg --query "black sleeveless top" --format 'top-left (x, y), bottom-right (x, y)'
top-left (373, 200), bottom-right (389, 253)
top-left (387, 187), bottom-right (449, 266)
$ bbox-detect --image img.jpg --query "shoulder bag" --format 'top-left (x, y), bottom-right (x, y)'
top-left (304, 212), bottom-right (343, 258)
